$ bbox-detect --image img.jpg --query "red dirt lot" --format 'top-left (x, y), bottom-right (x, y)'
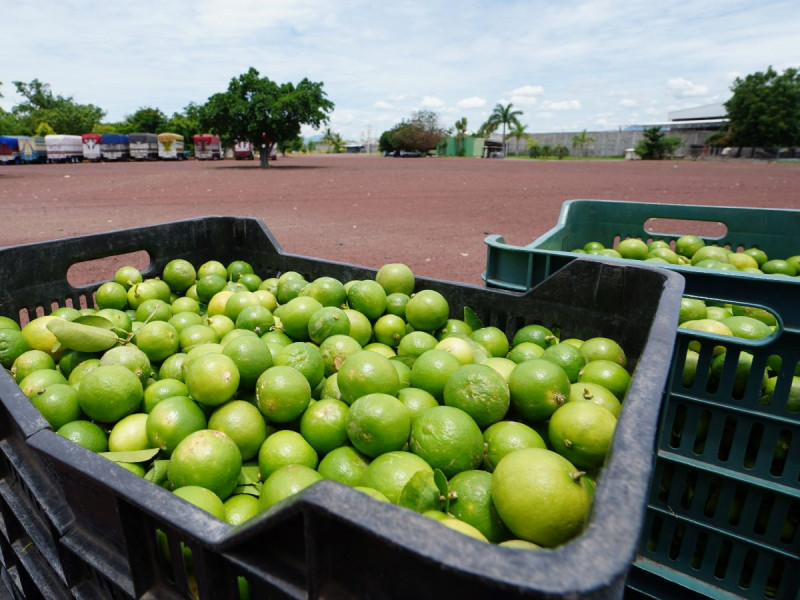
top-left (1, 155), bottom-right (799, 286)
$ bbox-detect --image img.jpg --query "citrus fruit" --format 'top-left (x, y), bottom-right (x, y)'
top-left (372, 314), bottom-right (406, 348)
top-left (258, 464), bottom-right (323, 511)
top-left (255, 365), bottom-right (312, 423)
top-left (126, 281), bottom-right (161, 310)
top-left (398, 470), bottom-right (443, 513)
top-left (482, 420), bottom-right (547, 471)
top-left (396, 387), bottom-right (439, 419)
top-left (578, 360), bottom-right (631, 400)
top-left (184, 353), bottom-right (240, 407)
top-left (21, 315), bottom-right (64, 360)
top-left (258, 430), bottom-right (319, 479)
top-left (579, 337), bottom-right (627, 368)
top-left (616, 238), bottom-right (649, 260)
top-left (721, 315), bottom-right (773, 340)
top-left (709, 351), bottom-right (767, 398)
top-left (319, 334), bottom-right (362, 377)
top-left (508, 359), bottom-right (571, 421)
top-left (67, 357), bottom-right (101, 386)
top-left (443, 363), bottom-right (510, 428)
top-left (499, 539), bottom-right (542, 549)
top-left (583, 241), bottom-right (604, 252)
top-left (408, 405), bottom-right (483, 478)
top-left (409, 349), bottom-right (461, 401)
top-left (394, 332), bottom-right (435, 361)
top-left (491, 447), bottom-right (592, 547)
top-left (235, 305), bottom-right (275, 335)
top-left (762, 259), bottom-right (796, 276)
top-left (221, 335), bottom-right (273, 390)
top-left (647, 247), bottom-right (680, 264)
top-left (512, 324), bottom-right (557, 350)
top-left (226, 260), bottom-right (255, 283)
top-left (363, 342), bottom-right (395, 358)
top-left (307, 306), bottom-right (350, 344)
top-left (760, 375), bottom-right (800, 412)
top-left (434, 336), bottom-right (474, 365)
top-left (481, 357), bottom-right (517, 382)
top-left (361, 450), bottom-right (433, 504)
top-left (317, 446), bottom-right (370, 486)
top-left (300, 398), bottom-right (350, 455)
top-left (133, 321), bottom-right (180, 363)
top-left (304, 276), bottom-right (347, 308)
top-left (405, 290), bottom-right (449, 332)
top-left (730, 304), bottom-right (777, 327)
top-left (346, 393), bottom-right (411, 457)
top-left (280, 296), bottom-right (324, 342)
top-left (208, 400), bottom-right (268, 461)
top-left (320, 373), bottom-right (342, 401)
top-left (436, 319), bottom-right (472, 340)
top-left (95, 281), bottom-right (129, 310)
top-left (195, 273), bottom-right (227, 304)
top-left (376, 263), bottom-right (415, 296)
top-left (57, 420), bottom-right (109, 453)
top-left (276, 277), bottom-right (308, 304)
top-left (135, 298), bottom-right (172, 323)
top-left (542, 342), bottom-right (587, 383)
top-left (469, 326), bottom-right (509, 358)
top-left (548, 401), bottom-right (618, 469)
top-left (159, 353), bottom-right (188, 381)
top-left (100, 345), bottom-right (152, 385)
top-left (146, 395), bottom-right (207, 456)
top-left (675, 235), bottom-right (705, 258)
top-left (342, 309), bottom-right (372, 346)
top-left (506, 342), bottom-right (545, 364)
top-left (691, 246), bottom-right (729, 266)
top-left (679, 297), bottom-right (708, 324)
top-left (728, 252), bottom-right (760, 271)
top-left (346, 280), bottom-right (387, 321)
top-left (337, 350), bottom-right (400, 405)
top-left (143, 379), bottom-right (189, 413)
top-left (354, 487), bottom-right (391, 502)
top-left (30, 383), bottom-right (82, 430)
top-left (18, 369), bottom-right (66, 399)
top-left (169, 311), bottom-right (204, 334)
top-left (0, 316), bottom-right (20, 331)
top-left (171, 295), bottom-right (200, 315)
top-left (237, 273), bottom-right (263, 292)
top-left (680, 319), bottom-right (733, 355)
top-left (168, 429), bottom-right (242, 500)
top-left (568, 382), bottom-right (622, 418)
top-left (742, 247), bottom-right (768, 266)
top-left (77, 364), bottom-right (143, 423)
top-left (272, 342), bottom-right (325, 389)
top-left (222, 494), bottom-right (260, 526)
top-left (447, 470), bottom-right (512, 543)
top-left (173, 486), bottom-right (225, 520)
top-left (385, 293), bottom-right (411, 318)
top-left (0, 328), bottom-right (30, 369)
top-left (108, 412), bottom-right (151, 452)
top-left (439, 518), bottom-right (490, 542)
top-left (179, 323), bottom-right (220, 351)
top-left (114, 266), bottom-right (143, 290)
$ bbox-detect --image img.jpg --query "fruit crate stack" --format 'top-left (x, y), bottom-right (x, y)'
top-left (0, 216), bottom-right (683, 599)
top-left (483, 200), bottom-right (800, 599)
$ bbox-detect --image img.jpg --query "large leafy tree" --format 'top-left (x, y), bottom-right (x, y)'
top-left (487, 102), bottom-right (522, 156)
top-left (123, 107), bottom-right (167, 133)
top-left (725, 66), bottom-right (800, 155)
top-left (380, 110), bottom-right (447, 154)
top-left (200, 67), bottom-right (334, 167)
top-left (635, 126), bottom-right (682, 160)
top-left (11, 78), bottom-right (105, 134)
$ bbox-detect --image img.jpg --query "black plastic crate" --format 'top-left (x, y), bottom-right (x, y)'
top-left (0, 216), bottom-right (683, 599)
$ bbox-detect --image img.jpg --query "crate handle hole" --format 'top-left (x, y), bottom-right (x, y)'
top-left (66, 250), bottom-right (151, 288)
top-left (644, 217), bottom-right (728, 241)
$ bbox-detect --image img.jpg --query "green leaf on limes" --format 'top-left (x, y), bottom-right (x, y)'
top-left (74, 315), bottom-right (116, 330)
top-left (145, 459), bottom-right (170, 487)
top-left (233, 483), bottom-right (262, 497)
top-left (238, 465), bottom-right (262, 486)
top-left (433, 468), bottom-right (450, 512)
top-left (464, 307), bottom-right (483, 331)
top-left (100, 448), bottom-right (160, 463)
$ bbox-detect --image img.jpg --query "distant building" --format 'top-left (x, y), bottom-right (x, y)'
top-left (438, 135), bottom-right (486, 157)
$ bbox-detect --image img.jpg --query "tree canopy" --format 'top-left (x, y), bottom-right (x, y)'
top-left (725, 66), bottom-right (800, 153)
top-left (199, 67), bottom-right (334, 166)
top-left (634, 126), bottom-right (682, 160)
top-left (486, 103), bottom-right (522, 156)
top-left (378, 110), bottom-right (447, 154)
top-left (10, 78), bottom-right (105, 135)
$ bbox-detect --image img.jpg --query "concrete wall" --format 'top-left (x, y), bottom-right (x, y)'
top-left (506, 129), bottom-right (719, 158)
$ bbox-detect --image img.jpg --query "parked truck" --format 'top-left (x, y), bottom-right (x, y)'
top-left (157, 133), bottom-right (185, 160)
top-left (18, 137), bottom-right (47, 163)
top-left (194, 134), bottom-right (222, 160)
top-left (0, 136), bottom-right (20, 164)
top-left (233, 140), bottom-right (254, 160)
top-left (129, 133), bottom-right (159, 160)
top-left (82, 133), bottom-right (103, 162)
top-left (45, 135), bottom-right (83, 163)
top-left (101, 134), bottom-right (130, 161)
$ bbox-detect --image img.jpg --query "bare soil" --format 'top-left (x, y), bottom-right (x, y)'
top-left (1, 155), bottom-right (798, 285)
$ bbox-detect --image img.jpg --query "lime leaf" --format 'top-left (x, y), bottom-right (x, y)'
top-left (233, 483), bottom-right (262, 497)
top-left (238, 465), bottom-right (262, 485)
top-left (464, 307), bottom-right (483, 331)
top-left (74, 315), bottom-right (116, 330)
top-left (433, 468), bottom-right (450, 511)
top-left (145, 459), bottom-right (170, 487)
top-left (101, 448), bottom-right (160, 463)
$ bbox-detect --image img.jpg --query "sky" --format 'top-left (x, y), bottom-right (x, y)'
top-left (2, 1), bottom-right (799, 142)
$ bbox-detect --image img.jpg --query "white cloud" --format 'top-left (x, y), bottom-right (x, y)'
top-left (511, 85), bottom-right (544, 96)
top-left (373, 101), bottom-right (393, 109)
top-left (620, 98), bottom-right (639, 108)
top-left (420, 96), bottom-right (445, 109)
top-left (456, 96), bottom-right (486, 109)
top-left (667, 77), bottom-right (709, 97)
top-left (542, 99), bottom-right (581, 111)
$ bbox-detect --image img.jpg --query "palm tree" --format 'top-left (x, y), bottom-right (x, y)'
top-left (507, 121), bottom-right (528, 156)
top-left (488, 103), bottom-right (523, 157)
top-left (572, 129), bottom-right (596, 158)
top-left (454, 117), bottom-right (468, 156)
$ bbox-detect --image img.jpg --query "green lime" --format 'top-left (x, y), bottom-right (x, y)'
top-left (408, 405), bottom-right (483, 478)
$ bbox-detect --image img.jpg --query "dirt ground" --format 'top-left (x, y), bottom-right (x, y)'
top-left (1, 155), bottom-right (799, 286)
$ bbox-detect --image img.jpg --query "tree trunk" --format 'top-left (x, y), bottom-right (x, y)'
top-left (259, 143), bottom-right (271, 168)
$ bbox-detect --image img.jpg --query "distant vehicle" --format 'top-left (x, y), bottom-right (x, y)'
top-left (157, 133), bottom-right (185, 160)
top-left (233, 140), bottom-right (254, 160)
top-left (130, 133), bottom-right (159, 160)
top-left (399, 150), bottom-right (422, 157)
top-left (101, 134), bottom-right (130, 161)
top-left (18, 136), bottom-right (47, 163)
top-left (45, 135), bottom-right (83, 163)
top-left (0, 136), bottom-right (20, 164)
top-left (82, 133), bottom-right (102, 162)
top-left (194, 134), bottom-right (222, 160)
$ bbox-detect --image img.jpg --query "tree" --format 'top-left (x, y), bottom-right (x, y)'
top-left (11, 79), bottom-right (105, 134)
top-left (380, 110), bottom-right (447, 155)
top-left (635, 126), bottom-right (682, 160)
top-left (572, 129), bottom-right (595, 158)
top-left (454, 117), bottom-right (468, 156)
top-left (123, 107), bottom-right (167, 134)
top-left (476, 118), bottom-right (499, 139)
top-left (199, 67), bottom-right (334, 167)
top-left (487, 102), bottom-right (522, 157)
top-left (507, 121), bottom-right (528, 156)
top-left (321, 128), bottom-right (344, 153)
top-left (725, 66), bottom-right (800, 156)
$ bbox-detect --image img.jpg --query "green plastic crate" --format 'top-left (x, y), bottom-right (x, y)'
top-left (483, 199), bottom-right (800, 291)
top-left (482, 200), bottom-right (800, 598)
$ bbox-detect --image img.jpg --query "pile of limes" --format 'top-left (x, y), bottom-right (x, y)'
top-left (2, 258), bottom-right (633, 550)
top-left (575, 234), bottom-right (800, 277)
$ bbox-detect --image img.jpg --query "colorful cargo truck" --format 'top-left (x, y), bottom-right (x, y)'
top-left (82, 133), bottom-right (103, 161)
top-left (18, 136), bottom-right (47, 163)
top-left (193, 134), bottom-right (222, 160)
top-left (101, 133), bottom-right (130, 161)
top-left (129, 133), bottom-right (159, 160)
top-left (0, 136), bottom-right (20, 164)
top-left (157, 132), bottom-right (185, 160)
top-left (45, 135), bottom-right (83, 163)
top-left (233, 140), bottom-right (254, 160)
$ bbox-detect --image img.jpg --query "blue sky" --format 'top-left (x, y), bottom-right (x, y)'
top-left (2, 1), bottom-right (798, 142)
